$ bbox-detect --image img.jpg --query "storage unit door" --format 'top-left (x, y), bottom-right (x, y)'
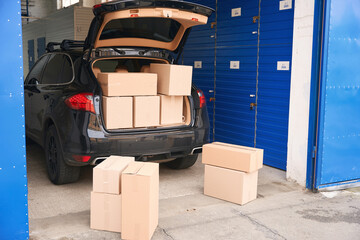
top-left (314, 0), bottom-right (360, 189)
top-left (214, 1), bottom-right (259, 147)
top-left (28, 39), bottom-right (34, 70)
top-left (182, 0), bottom-right (216, 141)
top-left (255, 1), bottom-right (294, 170)
top-left (37, 37), bottom-right (46, 59)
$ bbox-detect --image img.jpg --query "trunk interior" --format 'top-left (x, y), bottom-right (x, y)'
top-left (92, 57), bottom-right (192, 131)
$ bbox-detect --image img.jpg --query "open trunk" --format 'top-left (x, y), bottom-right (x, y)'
top-left (92, 57), bottom-right (193, 132)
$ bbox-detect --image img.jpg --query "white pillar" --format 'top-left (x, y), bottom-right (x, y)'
top-left (286, 0), bottom-right (316, 186)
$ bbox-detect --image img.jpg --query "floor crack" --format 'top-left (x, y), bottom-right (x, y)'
top-left (233, 209), bottom-right (287, 240)
top-left (159, 226), bottom-right (175, 240)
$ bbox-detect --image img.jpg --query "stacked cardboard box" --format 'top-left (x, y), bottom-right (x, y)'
top-left (202, 142), bottom-right (263, 205)
top-left (121, 162), bottom-right (159, 240)
top-left (150, 63), bottom-right (193, 125)
top-left (97, 63), bottom-right (193, 129)
top-left (98, 72), bottom-right (159, 129)
top-left (90, 156), bottom-right (159, 240)
top-left (90, 156), bottom-right (134, 232)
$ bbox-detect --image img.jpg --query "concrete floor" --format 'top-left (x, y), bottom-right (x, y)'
top-left (27, 142), bottom-right (360, 240)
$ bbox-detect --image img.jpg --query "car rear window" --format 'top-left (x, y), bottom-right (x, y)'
top-left (99, 18), bottom-right (181, 42)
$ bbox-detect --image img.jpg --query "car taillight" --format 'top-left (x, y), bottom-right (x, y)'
top-left (65, 93), bottom-right (95, 113)
top-left (197, 90), bottom-right (206, 108)
top-left (93, 4), bottom-right (102, 9)
top-left (73, 155), bottom-right (91, 163)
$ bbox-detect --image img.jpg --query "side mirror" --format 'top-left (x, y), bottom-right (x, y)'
top-left (28, 78), bottom-right (39, 85)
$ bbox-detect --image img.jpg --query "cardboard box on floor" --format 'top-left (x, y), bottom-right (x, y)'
top-left (150, 63), bottom-right (192, 96)
top-left (202, 142), bottom-right (263, 173)
top-left (204, 165), bottom-right (258, 205)
top-left (90, 191), bottom-right (122, 232)
top-left (121, 162), bottom-right (159, 240)
top-left (160, 95), bottom-right (183, 125)
top-left (133, 96), bottom-right (160, 128)
top-left (98, 73), bottom-right (157, 96)
top-left (93, 156), bottom-right (134, 195)
top-left (102, 96), bottom-right (133, 129)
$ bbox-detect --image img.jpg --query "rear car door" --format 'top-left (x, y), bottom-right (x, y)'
top-left (35, 53), bottom-right (71, 138)
top-left (24, 55), bottom-right (49, 141)
top-left (85, 1), bottom-right (213, 58)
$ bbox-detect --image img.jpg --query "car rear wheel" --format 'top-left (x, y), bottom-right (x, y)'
top-left (45, 125), bottom-right (80, 184)
top-left (165, 154), bottom-right (199, 169)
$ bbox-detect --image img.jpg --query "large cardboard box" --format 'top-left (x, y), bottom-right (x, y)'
top-left (212, 142), bottom-right (264, 169)
top-left (103, 96), bottom-right (133, 129)
top-left (93, 156), bottom-right (134, 195)
top-left (150, 63), bottom-right (192, 96)
top-left (202, 142), bottom-right (263, 173)
top-left (204, 165), bottom-right (258, 205)
top-left (98, 72), bottom-right (157, 96)
top-left (133, 96), bottom-right (160, 128)
top-left (90, 191), bottom-right (122, 232)
top-left (121, 162), bottom-right (159, 240)
top-left (160, 95), bottom-right (183, 125)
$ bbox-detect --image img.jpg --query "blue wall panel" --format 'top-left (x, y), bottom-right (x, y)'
top-left (0, 1), bottom-right (29, 239)
top-left (315, 0), bottom-right (360, 188)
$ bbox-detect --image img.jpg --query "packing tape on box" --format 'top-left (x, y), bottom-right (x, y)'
top-left (134, 223), bottom-right (141, 239)
top-left (104, 194), bottom-right (110, 228)
top-left (103, 171), bottom-right (109, 193)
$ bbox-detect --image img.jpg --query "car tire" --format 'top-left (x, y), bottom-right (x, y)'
top-left (45, 125), bottom-right (80, 185)
top-left (165, 154), bottom-right (199, 169)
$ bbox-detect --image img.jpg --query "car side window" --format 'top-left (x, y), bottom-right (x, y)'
top-left (59, 55), bottom-right (73, 83)
top-left (42, 54), bottom-right (63, 85)
top-left (26, 55), bottom-right (48, 85)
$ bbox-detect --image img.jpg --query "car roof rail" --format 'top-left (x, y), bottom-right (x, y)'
top-left (60, 40), bottom-right (85, 51)
top-left (46, 40), bottom-right (85, 52)
top-left (46, 42), bottom-right (61, 52)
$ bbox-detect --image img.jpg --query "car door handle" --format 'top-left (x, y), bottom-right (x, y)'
top-left (43, 94), bottom-right (49, 100)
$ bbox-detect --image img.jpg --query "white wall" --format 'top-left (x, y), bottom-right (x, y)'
top-left (286, 0), bottom-right (315, 186)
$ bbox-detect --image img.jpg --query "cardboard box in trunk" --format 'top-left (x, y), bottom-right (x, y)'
top-left (97, 72), bottom-right (157, 96)
top-left (102, 96), bottom-right (133, 129)
top-left (204, 165), bottom-right (258, 205)
top-left (121, 162), bottom-right (159, 240)
top-left (93, 156), bottom-right (134, 195)
top-left (150, 63), bottom-right (192, 96)
top-left (133, 96), bottom-right (160, 128)
top-left (90, 191), bottom-right (122, 232)
top-left (160, 95), bottom-right (183, 125)
top-left (202, 142), bottom-right (263, 173)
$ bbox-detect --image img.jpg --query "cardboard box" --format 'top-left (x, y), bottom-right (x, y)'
top-left (160, 95), bottom-right (183, 125)
top-left (97, 72), bottom-right (157, 96)
top-left (121, 162), bottom-right (159, 240)
top-left (150, 63), bottom-right (192, 96)
top-left (202, 142), bottom-right (263, 173)
top-left (102, 96), bottom-right (133, 129)
top-left (204, 165), bottom-right (258, 205)
top-left (93, 156), bottom-right (134, 194)
top-left (212, 142), bottom-right (263, 169)
top-left (90, 191), bottom-right (122, 232)
top-left (133, 96), bottom-right (160, 128)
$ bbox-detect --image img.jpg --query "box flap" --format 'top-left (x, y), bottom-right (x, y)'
top-left (95, 156), bottom-right (134, 171)
top-left (207, 143), bottom-right (257, 154)
top-left (122, 161), bottom-right (145, 175)
top-left (137, 162), bottom-right (159, 176)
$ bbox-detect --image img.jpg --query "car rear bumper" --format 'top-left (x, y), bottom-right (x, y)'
top-left (62, 126), bottom-right (209, 166)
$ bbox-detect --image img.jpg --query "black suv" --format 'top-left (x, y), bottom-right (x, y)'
top-left (24, 0), bottom-right (213, 184)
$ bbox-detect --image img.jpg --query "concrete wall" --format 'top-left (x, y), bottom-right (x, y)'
top-left (286, 0), bottom-right (316, 186)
